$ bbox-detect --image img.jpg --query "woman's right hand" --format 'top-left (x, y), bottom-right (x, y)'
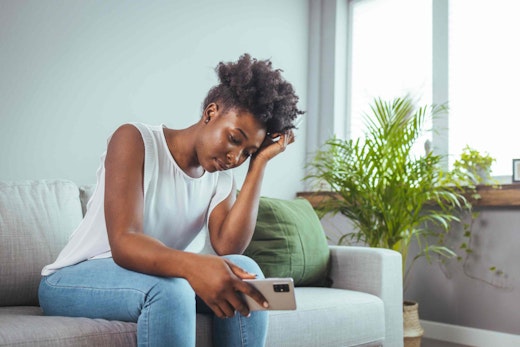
top-left (253, 130), bottom-right (295, 163)
top-left (185, 254), bottom-right (268, 318)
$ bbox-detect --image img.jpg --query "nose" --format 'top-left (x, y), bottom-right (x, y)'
top-left (227, 150), bottom-right (242, 166)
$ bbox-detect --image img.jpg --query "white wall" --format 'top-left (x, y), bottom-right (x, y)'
top-left (0, 0), bottom-right (308, 199)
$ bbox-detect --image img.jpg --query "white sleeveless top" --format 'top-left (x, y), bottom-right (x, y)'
top-left (42, 123), bottom-right (234, 276)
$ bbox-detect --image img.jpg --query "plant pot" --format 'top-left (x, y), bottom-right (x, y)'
top-left (475, 167), bottom-right (491, 184)
top-left (403, 300), bottom-right (424, 347)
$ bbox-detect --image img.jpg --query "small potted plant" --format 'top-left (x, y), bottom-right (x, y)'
top-left (452, 145), bottom-right (496, 185)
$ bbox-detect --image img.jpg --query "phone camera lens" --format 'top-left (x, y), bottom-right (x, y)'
top-left (273, 284), bottom-right (290, 292)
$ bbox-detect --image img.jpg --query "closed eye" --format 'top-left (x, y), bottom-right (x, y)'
top-left (230, 131), bottom-right (257, 159)
top-left (229, 135), bottom-right (241, 145)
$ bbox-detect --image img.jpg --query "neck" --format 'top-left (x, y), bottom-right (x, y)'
top-left (163, 124), bottom-right (205, 178)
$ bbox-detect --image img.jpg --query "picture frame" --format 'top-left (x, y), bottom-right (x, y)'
top-left (513, 159), bottom-right (520, 182)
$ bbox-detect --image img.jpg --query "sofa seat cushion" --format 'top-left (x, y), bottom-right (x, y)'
top-left (0, 306), bottom-right (137, 347)
top-left (0, 289), bottom-right (385, 347)
top-left (0, 307), bottom-right (219, 347)
top-left (266, 287), bottom-right (385, 347)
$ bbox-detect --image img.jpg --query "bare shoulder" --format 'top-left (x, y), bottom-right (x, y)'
top-left (109, 124), bottom-right (143, 149)
top-left (105, 124), bottom-right (145, 175)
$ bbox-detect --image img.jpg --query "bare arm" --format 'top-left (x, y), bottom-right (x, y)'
top-left (209, 131), bottom-right (295, 255)
top-left (104, 124), bottom-right (182, 276)
top-left (104, 124), bottom-right (267, 317)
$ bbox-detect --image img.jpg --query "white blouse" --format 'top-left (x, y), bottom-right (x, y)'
top-left (42, 122), bottom-right (233, 276)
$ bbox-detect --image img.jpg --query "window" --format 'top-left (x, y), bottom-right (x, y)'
top-left (347, 0), bottom-right (519, 178)
top-left (448, 0), bottom-right (520, 176)
top-left (349, 0), bottom-right (432, 143)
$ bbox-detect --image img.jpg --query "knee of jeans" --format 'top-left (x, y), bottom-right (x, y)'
top-left (146, 277), bottom-right (196, 313)
top-left (38, 277), bottom-right (52, 314)
top-left (223, 254), bottom-right (265, 279)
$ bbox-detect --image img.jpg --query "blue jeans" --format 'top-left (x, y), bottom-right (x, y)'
top-left (39, 255), bottom-right (268, 347)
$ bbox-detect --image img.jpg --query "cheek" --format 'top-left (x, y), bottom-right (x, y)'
top-left (201, 129), bottom-right (228, 156)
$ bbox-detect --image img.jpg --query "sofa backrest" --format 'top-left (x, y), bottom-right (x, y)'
top-left (0, 180), bottom-right (84, 306)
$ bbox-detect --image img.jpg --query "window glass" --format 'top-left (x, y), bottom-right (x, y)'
top-left (449, 0), bottom-right (520, 176)
top-left (350, 0), bottom-right (432, 151)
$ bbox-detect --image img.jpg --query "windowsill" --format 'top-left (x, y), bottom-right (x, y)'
top-left (297, 184), bottom-right (520, 208)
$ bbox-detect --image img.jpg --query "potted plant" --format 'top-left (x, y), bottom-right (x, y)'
top-left (305, 96), bottom-right (473, 346)
top-left (453, 145), bottom-right (496, 185)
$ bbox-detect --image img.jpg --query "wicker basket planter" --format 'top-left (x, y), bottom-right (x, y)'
top-left (403, 301), bottom-right (424, 347)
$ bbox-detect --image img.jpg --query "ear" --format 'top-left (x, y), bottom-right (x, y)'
top-left (203, 103), bottom-right (220, 123)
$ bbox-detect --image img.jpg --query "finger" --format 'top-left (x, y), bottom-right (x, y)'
top-left (281, 134), bottom-right (288, 147)
top-left (287, 130), bottom-right (295, 144)
top-left (236, 281), bottom-right (269, 310)
top-left (227, 292), bottom-right (251, 317)
top-left (283, 131), bottom-right (292, 146)
top-left (226, 260), bottom-right (258, 280)
top-left (277, 132), bottom-right (291, 151)
top-left (210, 303), bottom-right (227, 319)
top-left (269, 132), bottom-right (282, 140)
top-left (219, 301), bottom-right (237, 319)
top-left (210, 299), bottom-right (237, 319)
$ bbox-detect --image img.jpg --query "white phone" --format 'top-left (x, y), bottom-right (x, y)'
top-left (243, 278), bottom-right (297, 311)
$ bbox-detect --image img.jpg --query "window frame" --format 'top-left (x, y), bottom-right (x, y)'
top-left (307, 0), bottom-right (453, 173)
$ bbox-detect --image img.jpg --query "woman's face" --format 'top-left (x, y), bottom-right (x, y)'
top-left (197, 105), bottom-right (267, 172)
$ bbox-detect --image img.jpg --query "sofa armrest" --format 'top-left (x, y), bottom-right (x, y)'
top-left (328, 245), bottom-right (403, 347)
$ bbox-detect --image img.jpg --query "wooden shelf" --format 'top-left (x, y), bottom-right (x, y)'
top-left (471, 184), bottom-right (520, 207)
top-left (297, 184), bottom-right (520, 208)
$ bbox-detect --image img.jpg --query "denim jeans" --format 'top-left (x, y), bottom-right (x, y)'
top-left (39, 255), bottom-right (268, 347)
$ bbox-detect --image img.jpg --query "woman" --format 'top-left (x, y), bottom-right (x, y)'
top-left (39, 54), bottom-right (303, 347)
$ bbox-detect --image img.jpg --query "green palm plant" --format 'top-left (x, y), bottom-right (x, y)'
top-left (305, 96), bottom-right (473, 287)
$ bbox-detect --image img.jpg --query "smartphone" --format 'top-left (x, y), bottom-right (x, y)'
top-left (243, 278), bottom-right (297, 311)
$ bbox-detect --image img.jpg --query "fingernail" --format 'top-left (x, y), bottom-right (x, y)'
top-left (263, 301), bottom-right (269, 308)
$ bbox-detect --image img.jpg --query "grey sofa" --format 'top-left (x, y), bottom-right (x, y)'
top-left (0, 180), bottom-right (403, 347)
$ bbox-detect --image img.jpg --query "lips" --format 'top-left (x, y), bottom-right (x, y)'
top-left (215, 159), bottom-right (230, 171)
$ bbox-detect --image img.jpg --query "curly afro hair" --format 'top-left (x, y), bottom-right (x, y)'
top-left (203, 54), bottom-right (304, 135)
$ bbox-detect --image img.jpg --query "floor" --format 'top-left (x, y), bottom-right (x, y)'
top-left (422, 337), bottom-right (475, 347)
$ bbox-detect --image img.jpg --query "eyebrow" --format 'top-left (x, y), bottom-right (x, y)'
top-left (237, 128), bottom-right (248, 140)
top-left (236, 128), bottom-right (260, 151)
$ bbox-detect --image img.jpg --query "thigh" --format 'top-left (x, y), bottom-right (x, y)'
top-left (39, 258), bottom-right (191, 322)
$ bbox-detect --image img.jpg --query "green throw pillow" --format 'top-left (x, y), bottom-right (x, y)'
top-left (244, 196), bottom-right (330, 287)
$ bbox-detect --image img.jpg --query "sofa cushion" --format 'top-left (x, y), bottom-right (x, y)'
top-left (244, 197), bottom-right (330, 286)
top-left (0, 180), bottom-right (83, 306)
top-left (266, 287), bottom-right (385, 347)
top-left (0, 306), bottom-right (137, 347)
top-left (0, 288), bottom-right (385, 347)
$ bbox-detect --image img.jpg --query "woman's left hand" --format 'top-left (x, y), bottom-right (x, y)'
top-left (253, 130), bottom-right (295, 162)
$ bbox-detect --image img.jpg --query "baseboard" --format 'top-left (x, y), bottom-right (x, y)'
top-left (421, 320), bottom-right (520, 347)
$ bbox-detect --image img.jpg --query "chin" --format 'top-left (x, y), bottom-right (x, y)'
top-left (203, 164), bottom-right (216, 173)
top-left (202, 160), bottom-right (218, 173)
